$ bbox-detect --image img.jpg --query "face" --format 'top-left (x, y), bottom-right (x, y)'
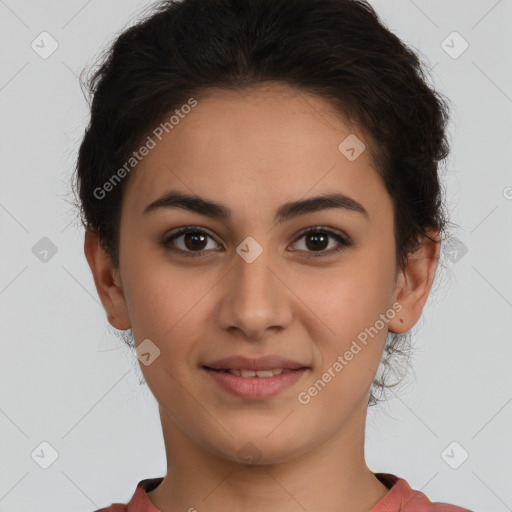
top-left (103, 84), bottom-right (410, 464)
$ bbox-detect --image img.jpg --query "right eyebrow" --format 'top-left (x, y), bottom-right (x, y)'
top-left (143, 190), bottom-right (369, 223)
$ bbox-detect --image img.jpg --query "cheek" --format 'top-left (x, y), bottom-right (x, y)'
top-left (299, 255), bottom-right (395, 341)
top-left (122, 263), bottom-right (210, 405)
top-left (120, 239), bottom-right (210, 338)
top-left (292, 247), bottom-right (397, 399)
top-left (293, 272), bottom-right (392, 418)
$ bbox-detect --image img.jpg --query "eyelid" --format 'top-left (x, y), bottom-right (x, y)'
top-left (161, 225), bottom-right (352, 257)
top-left (161, 226), bottom-right (223, 257)
top-left (288, 226), bottom-right (352, 256)
top-left (292, 225), bottom-right (350, 243)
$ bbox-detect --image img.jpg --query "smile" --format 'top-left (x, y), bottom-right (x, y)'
top-left (203, 366), bottom-right (308, 399)
top-left (210, 368), bottom-right (290, 377)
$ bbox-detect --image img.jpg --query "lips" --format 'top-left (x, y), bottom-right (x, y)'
top-left (203, 354), bottom-right (307, 372)
top-left (202, 355), bottom-right (309, 399)
top-left (215, 368), bottom-right (286, 378)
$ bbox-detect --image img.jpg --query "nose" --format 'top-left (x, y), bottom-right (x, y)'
top-left (217, 245), bottom-right (293, 341)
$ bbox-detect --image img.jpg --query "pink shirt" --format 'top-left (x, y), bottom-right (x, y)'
top-left (94, 473), bottom-right (472, 511)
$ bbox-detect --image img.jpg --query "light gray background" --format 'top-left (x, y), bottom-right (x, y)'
top-left (1, 1), bottom-right (511, 511)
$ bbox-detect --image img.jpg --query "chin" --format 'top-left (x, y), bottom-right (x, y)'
top-left (204, 432), bottom-right (311, 467)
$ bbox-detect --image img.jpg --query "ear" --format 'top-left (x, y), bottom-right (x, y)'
top-left (84, 228), bottom-right (131, 330)
top-left (388, 230), bottom-right (440, 334)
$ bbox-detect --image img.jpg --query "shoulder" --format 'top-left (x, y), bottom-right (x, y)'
top-left (372, 473), bottom-right (472, 512)
top-left (93, 505), bottom-right (127, 512)
top-left (92, 477), bottom-right (164, 512)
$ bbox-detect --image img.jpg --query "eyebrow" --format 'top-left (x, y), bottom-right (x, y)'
top-left (143, 190), bottom-right (368, 223)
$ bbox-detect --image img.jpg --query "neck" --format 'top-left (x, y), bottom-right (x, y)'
top-left (146, 403), bottom-right (390, 512)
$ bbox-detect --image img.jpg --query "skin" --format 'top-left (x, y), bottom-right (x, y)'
top-left (85, 83), bottom-right (440, 512)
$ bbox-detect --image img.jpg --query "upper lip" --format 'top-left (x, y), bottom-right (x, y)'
top-left (203, 355), bottom-right (308, 371)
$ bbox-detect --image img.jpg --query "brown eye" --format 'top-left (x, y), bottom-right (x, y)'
top-left (304, 232), bottom-right (329, 251)
top-left (291, 227), bottom-right (352, 257)
top-left (182, 231), bottom-right (208, 251)
top-left (161, 227), bottom-right (221, 257)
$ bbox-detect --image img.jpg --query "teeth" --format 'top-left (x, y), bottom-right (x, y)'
top-left (224, 368), bottom-right (286, 377)
top-left (255, 370), bottom-right (274, 378)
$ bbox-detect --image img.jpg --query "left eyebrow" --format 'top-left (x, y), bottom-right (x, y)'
top-left (143, 190), bottom-right (369, 223)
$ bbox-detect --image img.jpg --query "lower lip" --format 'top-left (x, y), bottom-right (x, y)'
top-left (204, 368), bottom-right (307, 399)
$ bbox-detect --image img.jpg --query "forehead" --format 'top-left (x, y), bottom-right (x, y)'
top-left (122, 83), bottom-right (389, 222)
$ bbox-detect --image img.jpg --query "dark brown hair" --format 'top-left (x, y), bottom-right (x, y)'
top-left (72, 0), bottom-right (453, 406)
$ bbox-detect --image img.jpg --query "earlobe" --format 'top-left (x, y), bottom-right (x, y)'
top-left (83, 228), bottom-right (131, 330)
top-left (388, 231), bottom-right (440, 334)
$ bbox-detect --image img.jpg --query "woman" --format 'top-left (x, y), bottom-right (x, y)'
top-left (74, 0), bottom-right (471, 509)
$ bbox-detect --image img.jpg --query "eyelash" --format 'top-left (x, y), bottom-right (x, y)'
top-left (161, 226), bottom-right (352, 258)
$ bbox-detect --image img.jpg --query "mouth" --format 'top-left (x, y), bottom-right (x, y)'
top-left (203, 367), bottom-right (301, 378)
top-left (203, 354), bottom-right (308, 372)
top-left (201, 355), bottom-right (309, 399)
